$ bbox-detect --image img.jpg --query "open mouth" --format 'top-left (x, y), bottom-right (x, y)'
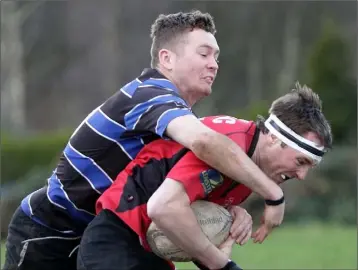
top-left (280, 174), bottom-right (290, 181)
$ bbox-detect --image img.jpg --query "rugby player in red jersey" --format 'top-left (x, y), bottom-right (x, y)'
top-left (77, 83), bottom-right (332, 270)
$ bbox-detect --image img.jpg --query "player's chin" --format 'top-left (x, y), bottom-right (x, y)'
top-left (201, 85), bottom-right (212, 96)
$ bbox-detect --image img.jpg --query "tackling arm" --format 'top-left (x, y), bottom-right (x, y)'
top-left (166, 115), bottom-right (283, 201)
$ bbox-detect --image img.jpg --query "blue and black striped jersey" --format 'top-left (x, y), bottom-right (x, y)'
top-left (21, 68), bottom-right (194, 234)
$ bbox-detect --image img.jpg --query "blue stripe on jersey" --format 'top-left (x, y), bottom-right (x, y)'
top-left (21, 191), bottom-right (77, 234)
top-left (63, 144), bottom-right (113, 194)
top-left (121, 79), bottom-right (142, 97)
top-left (47, 173), bottom-right (95, 224)
top-left (142, 78), bottom-right (179, 92)
top-left (86, 109), bottom-right (144, 160)
top-left (118, 137), bottom-right (144, 160)
top-left (125, 95), bottom-right (188, 131)
top-left (155, 108), bottom-right (193, 136)
top-left (87, 109), bottom-right (126, 140)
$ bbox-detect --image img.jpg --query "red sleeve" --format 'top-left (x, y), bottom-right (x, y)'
top-left (166, 152), bottom-right (225, 202)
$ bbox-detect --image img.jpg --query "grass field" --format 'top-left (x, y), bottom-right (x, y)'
top-left (1, 224), bottom-right (356, 269)
top-left (175, 224), bottom-right (357, 269)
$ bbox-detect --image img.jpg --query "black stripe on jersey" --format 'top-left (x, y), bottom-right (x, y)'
top-left (30, 187), bottom-right (86, 233)
top-left (69, 123), bottom-right (133, 179)
top-left (55, 156), bottom-right (102, 215)
top-left (100, 90), bottom-right (133, 125)
top-left (138, 68), bottom-right (168, 81)
top-left (57, 149), bottom-right (132, 212)
top-left (69, 123), bottom-right (116, 161)
top-left (133, 102), bottom-right (189, 132)
top-left (116, 148), bottom-right (189, 212)
top-left (101, 86), bottom-right (186, 125)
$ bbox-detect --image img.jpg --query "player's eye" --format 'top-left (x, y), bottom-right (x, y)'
top-left (296, 158), bottom-right (307, 166)
top-left (296, 158), bottom-right (305, 166)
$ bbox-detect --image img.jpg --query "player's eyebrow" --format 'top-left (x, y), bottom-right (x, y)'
top-left (198, 44), bottom-right (220, 56)
top-left (301, 157), bottom-right (315, 167)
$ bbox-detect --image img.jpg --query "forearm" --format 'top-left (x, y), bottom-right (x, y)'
top-left (193, 132), bottom-right (282, 200)
top-left (151, 203), bottom-right (227, 269)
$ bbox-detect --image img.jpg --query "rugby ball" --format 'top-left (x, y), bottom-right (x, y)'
top-left (146, 200), bottom-right (233, 262)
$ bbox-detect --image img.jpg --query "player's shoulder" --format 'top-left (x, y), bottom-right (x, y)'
top-left (132, 69), bottom-right (184, 100)
top-left (133, 84), bottom-right (181, 100)
top-left (117, 68), bottom-right (186, 103)
top-left (200, 115), bottom-right (255, 134)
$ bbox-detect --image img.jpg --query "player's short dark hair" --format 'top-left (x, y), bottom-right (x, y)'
top-left (150, 10), bottom-right (216, 68)
top-left (257, 82), bottom-right (333, 149)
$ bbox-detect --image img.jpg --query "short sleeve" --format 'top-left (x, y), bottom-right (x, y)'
top-left (166, 152), bottom-right (225, 202)
top-left (124, 87), bottom-right (194, 138)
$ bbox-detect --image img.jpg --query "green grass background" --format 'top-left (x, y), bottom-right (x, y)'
top-left (1, 224), bottom-right (356, 269)
top-left (175, 224), bottom-right (357, 269)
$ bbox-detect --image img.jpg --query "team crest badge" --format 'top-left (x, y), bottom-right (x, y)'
top-left (199, 169), bottom-right (224, 195)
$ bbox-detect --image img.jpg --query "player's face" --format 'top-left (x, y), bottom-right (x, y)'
top-left (262, 132), bottom-right (323, 184)
top-left (172, 29), bottom-right (219, 101)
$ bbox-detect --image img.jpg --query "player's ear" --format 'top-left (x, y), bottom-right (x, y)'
top-left (158, 49), bottom-right (175, 71)
top-left (268, 133), bottom-right (279, 145)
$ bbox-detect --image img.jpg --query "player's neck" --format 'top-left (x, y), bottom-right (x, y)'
top-left (251, 134), bottom-right (265, 169)
top-left (251, 149), bottom-right (260, 168)
top-left (156, 67), bottom-right (196, 107)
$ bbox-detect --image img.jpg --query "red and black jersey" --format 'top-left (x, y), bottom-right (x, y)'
top-left (96, 115), bottom-right (259, 251)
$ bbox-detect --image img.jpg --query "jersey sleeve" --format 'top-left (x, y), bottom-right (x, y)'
top-left (124, 87), bottom-right (194, 138)
top-left (166, 151), bottom-right (225, 202)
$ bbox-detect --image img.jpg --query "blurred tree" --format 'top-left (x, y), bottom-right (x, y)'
top-left (1, 2), bottom-right (26, 132)
top-left (277, 2), bottom-right (303, 95)
top-left (307, 18), bottom-right (357, 145)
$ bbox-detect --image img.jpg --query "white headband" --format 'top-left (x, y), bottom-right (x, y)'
top-left (264, 114), bottom-right (325, 163)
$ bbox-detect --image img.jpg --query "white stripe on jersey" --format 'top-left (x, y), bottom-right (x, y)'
top-left (125, 94), bottom-right (174, 129)
top-left (86, 120), bottom-right (134, 161)
top-left (47, 170), bottom-right (96, 216)
top-left (65, 142), bottom-right (113, 192)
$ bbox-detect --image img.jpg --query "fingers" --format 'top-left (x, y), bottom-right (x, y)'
top-left (253, 203), bottom-right (285, 245)
top-left (229, 208), bottom-right (251, 235)
top-left (230, 213), bottom-right (252, 237)
top-left (252, 224), bottom-right (272, 244)
top-left (232, 217), bottom-right (252, 245)
top-left (237, 226), bottom-right (252, 246)
top-left (252, 225), bottom-right (265, 244)
top-left (229, 208), bottom-right (253, 246)
top-left (251, 230), bottom-right (258, 240)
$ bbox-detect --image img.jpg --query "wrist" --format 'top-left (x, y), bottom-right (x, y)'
top-left (265, 195), bottom-right (285, 206)
top-left (194, 259), bottom-right (241, 270)
top-left (196, 243), bottom-right (228, 270)
top-left (265, 182), bottom-right (283, 201)
top-left (221, 260), bottom-right (242, 270)
top-left (209, 255), bottom-right (229, 269)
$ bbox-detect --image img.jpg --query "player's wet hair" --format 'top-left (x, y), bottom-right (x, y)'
top-left (150, 10), bottom-right (216, 68)
top-left (256, 81), bottom-right (333, 150)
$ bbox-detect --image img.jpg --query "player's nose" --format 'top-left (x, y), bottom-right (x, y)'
top-left (208, 56), bottom-right (219, 71)
top-left (296, 167), bottom-right (309, 181)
